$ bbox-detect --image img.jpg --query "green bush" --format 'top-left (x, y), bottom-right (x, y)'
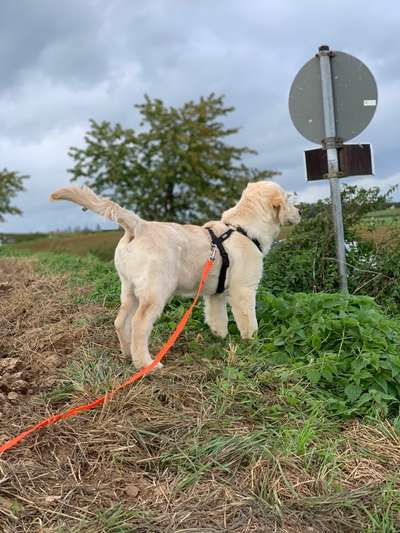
top-left (252, 290), bottom-right (400, 417)
top-left (263, 184), bottom-right (400, 314)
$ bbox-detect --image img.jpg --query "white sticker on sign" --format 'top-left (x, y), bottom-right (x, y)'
top-left (363, 99), bottom-right (376, 106)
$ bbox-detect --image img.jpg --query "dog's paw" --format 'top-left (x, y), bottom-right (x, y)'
top-left (240, 329), bottom-right (258, 340)
top-left (212, 330), bottom-right (228, 339)
top-left (132, 357), bottom-right (164, 371)
top-left (209, 325), bottom-right (228, 338)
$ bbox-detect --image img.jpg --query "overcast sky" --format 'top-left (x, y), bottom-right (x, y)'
top-left (1, 0), bottom-right (399, 233)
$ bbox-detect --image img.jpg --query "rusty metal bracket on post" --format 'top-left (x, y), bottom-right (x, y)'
top-left (321, 136), bottom-right (343, 149)
top-left (316, 48), bottom-right (336, 58)
top-left (322, 170), bottom-right (344, 179)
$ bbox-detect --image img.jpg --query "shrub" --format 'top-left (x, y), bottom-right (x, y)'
top-left (252, 290), bottom-right (400, 417)
top-left (263, 184), bottom-right (400, 314)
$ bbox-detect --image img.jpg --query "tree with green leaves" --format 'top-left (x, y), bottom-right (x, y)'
top-left (68, 94), bottom-right (278, 223)
top-left (0, 169), bottom-right (28, 222)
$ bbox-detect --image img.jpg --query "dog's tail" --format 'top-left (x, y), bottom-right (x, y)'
top-left (49, 185), bottom-right (141, 236)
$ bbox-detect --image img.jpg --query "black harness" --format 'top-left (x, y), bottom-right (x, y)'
top-left (207, 226), bottom-right (262, 294)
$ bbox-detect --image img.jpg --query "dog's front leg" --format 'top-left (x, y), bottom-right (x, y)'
top-left (204, 294), bottom-right (228, 338)
top-left (229, 287), bottom-right (258, 339)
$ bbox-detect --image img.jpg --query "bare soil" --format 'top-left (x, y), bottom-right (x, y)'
top-left (0, 258), bottom-right (98, 407)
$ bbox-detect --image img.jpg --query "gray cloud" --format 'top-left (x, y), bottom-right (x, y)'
top-left (1, 0), bottom-right (399, 232)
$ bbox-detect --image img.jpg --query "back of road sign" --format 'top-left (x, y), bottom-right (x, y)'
top-left (304, 144), bottom-right (373, 181)
top-left (289, 51), bottom-right (378, 144)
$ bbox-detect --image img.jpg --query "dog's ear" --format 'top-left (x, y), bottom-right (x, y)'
top-left (271, 194), bottom-right (286, 225)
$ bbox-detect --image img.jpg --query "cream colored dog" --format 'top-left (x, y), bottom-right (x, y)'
top-left (50, 181), bottom-right (300, 369)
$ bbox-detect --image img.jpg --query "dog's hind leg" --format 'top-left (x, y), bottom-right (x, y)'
top-left (130, 293), bottom-right (169, 369)
top-left (228, 287), bottom-right (258, 339)
top-left (114, 281), bottom-right (138, 359)
top-left (204, 294), bottom-right (228, 338)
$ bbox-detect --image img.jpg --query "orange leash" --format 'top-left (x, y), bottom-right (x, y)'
top-left (0, 256), bottom-right (215, 456)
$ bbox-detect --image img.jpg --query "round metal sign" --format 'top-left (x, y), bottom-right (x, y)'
top-left (289, 51), bottom-right (378, 144)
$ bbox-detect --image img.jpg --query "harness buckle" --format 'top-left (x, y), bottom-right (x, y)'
top-left (210, 244), bottom-right (217, 262)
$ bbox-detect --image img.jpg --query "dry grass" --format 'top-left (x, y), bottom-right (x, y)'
top-left (1, 257), bottom-right (400, 532)
top-left (357, 225), bottom-right (400, 247)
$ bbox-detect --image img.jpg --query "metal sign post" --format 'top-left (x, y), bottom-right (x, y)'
top-left (318, 45), bottom-right (348, 293)
top-left (289, 45), bottom-right (378, 294)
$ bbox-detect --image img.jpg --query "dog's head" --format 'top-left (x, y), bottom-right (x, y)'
top-left (244, 181), bottom-right (301, 226)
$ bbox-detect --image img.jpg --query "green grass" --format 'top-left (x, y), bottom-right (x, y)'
top-left (2, 248), bottom-right (400, 530)
top-left (362, 207), bottom-right (400, 226)
top-left (363, 481), bottom-right (400, 533)
top-left (44, 348), bottom-right (133, 404)
top-left (3, 246), bottom-right (400, 418)
top-left (364, 207), bottom-right (400, 218)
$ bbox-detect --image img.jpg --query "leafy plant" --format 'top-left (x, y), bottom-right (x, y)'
top-left (252, 290), bottom-right (400, 417)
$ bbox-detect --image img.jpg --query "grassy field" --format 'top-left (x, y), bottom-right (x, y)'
top-left (3, 228), bottom-right (293, 262)
top-left (0, 230), bottom-right (123, 262)
top-left (1, 223), bottom-right (379, 263)
top-left (2, 208), bottom-right (399, 263)
top-left (363, 207), bottom-right (400, 224)
top-left (1, 248), bottom-right (400, 531)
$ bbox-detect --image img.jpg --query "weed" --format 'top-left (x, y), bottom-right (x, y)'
top-left (363, 481), bottom-right (400, 532)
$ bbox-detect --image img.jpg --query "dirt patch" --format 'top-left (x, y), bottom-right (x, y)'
top-left (0, 257), bottom-right (112, 412)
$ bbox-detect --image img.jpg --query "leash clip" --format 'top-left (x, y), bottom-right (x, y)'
top-left (210, 244), bottom-right (217, 262)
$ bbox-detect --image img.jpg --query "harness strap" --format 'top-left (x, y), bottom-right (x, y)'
top-left (207, 226), bottom-right (263, 294)
top-left (207, 228), bottom-right (234, 293)
top-left (234, 226), bottom-right (263, 253)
